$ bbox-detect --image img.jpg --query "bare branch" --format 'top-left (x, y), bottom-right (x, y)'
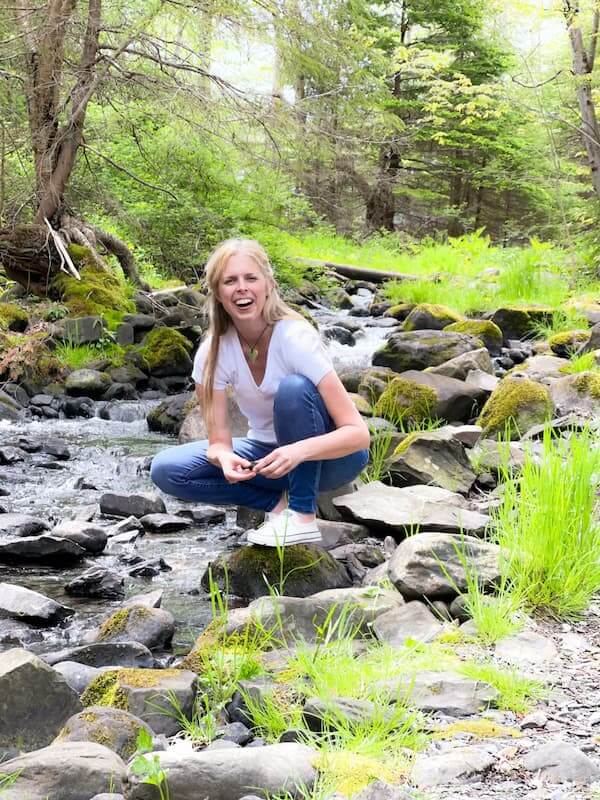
top-left (80, 144), bottom-right (179, 200)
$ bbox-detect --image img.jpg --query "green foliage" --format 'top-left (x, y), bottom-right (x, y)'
top-left (0, 771), bottom-right (22, 793)
top-left (559, 351), bottom-right (600, 374)
top-left (52, 263), bottom-right (135, 319)
top-left (54, 340), bottom-right (125, 370)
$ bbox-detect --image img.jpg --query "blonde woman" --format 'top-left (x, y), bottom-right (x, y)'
top-left (150, 238), bottom-right (370, 546)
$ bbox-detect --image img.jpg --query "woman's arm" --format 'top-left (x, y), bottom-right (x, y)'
top-left (195, 384), bottom-right (255, 481)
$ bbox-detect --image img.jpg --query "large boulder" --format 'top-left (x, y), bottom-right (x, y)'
top-left (94, 606), bottom-right (175, 650)
top-left (65, 369), bottom-right (111, 399)
top-left (179, 394), bottom-right (248, 443)
top-left (387, 430), bottom-right (476, 493)
top-left (549, 372), bottom-right (600, 418)
top-left (0, 649), bottom-right (82, 749)
top-left (477, 377), bottom-right (553, 439)
top-left (402, 303), bottom-right (462, 331)
top-left (203, 544), bottom-right (351, 600)
top-left (490, 306), bottom-right (553, 342)
top-left (55, 706), bottom-right (154, 761)
top-left (372, 330), bottom-right (483, 373)
top-left (139, 328), bottom-right (193, 377)
top-left (388, 532), bottom-right (500, 600)
top-left (123, 743), bottom-right (317, 800)
top-left (0, 582), bottom-right (73, 626)
top-left (444, 320), bottom-right (503, 354)
top-left (333, 481), bottom-right (489, 537)
top-left (0, 742), bottom-right (126, 800)
top-left (426, 347), bottom-right (494, 380)
top-left (146, 392), bottom-right (193, 436)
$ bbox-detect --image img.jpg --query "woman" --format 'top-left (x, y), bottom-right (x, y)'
top-left (150, 238), bottom-right (370, 547)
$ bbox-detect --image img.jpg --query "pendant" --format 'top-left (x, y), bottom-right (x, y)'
top-left (247, 347), bottom-right (258, 362)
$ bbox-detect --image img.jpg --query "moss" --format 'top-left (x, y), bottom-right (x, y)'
top-left (445, 320), bottom-right (502, 350)
top-left (97, 608), bottom-right (132, 641)
top-left (477, 377), bottom-right (553, 439)
top-left (138, 327), bottom-right (192, 373)
top-left (548, 330), bottom-right (589, 355)
top-left (81, 668), bottom-right (183, 710)
top-left (374, 377), bottom-right (437, 425)
top-left (52, 262), bottom-right (135, 318)
top-left (81, 670), bottom-right (122, 708)
top-left (573, 371), bottom-right (600, 399)
top-left (385, 302), bottom-right (415, 321)
top-left (350, 392), bottom-right (372, 415)
top-left (0, 302), bottom-right (28, 332)
top-left (403, 303), bottom-right (463, 331)
top-left (433, 718), bottom-right (521, 740)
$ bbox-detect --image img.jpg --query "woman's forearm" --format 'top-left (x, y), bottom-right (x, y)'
top-left (296, 424), bottom-right (370, 462)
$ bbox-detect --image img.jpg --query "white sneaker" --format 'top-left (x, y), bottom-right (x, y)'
top-left (247, 509), bottom-right (322, 547)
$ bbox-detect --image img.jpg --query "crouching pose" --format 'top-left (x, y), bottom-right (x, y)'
top-left (150, 238), bottom-right (370, 546)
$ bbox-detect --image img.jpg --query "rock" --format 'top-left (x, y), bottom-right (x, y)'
top-left (42, 438), bottom-right (71, 460)
top-left (316, 519), bottom-right (371, 549)
top-left (411, 745), bottom-right (495, 787)
top-left (109, 365), bottom-right (148, 386)
top-left (373, 330), bottom-right (483, 373)
top-left (82, 668), bottom-right (196, 736)
top-left (304, 695), bottom-right (390, 732)
top-left (402, 303), bottom-right (462, 331)
top-left (123, 313), bottom-right (156, 332)
top-left (115, 322), bottom-right (134, 346)
top-left (520, 711), bottom-right (548, 730)
top-left (0, 535), bottom-right (86, 565)
top-left (323, 325), bottom-right (356, 345)
top-left (100, 492), bottom-right (166, 519)
top-left (548, 329), bottom-right (589, 356)
top-left (139, 327), bottom-right (193, 376)
top-left (495, 630), bottom-right (558, 665)
top-left (333, 481), bottom-right (489, 536)
top-left (549, 372), bottom-right (600, 418)
top-left (0, 582), bottom-right (74, 626)
top-left (522, 742), bottom-right (600, 783)
top-left (51, 520), bottom-right (108, 554)
top-left (511, 354), bottom-right (566, 380)
top-left (128, 558), bottom-right (172, 578)
top-left (139, 513), bottom-right (193, 533)
top-left (0, 618), bottom-right (42, 647)
top-left (55, 706), bottom-right (154, 761)
top-left (468, 439), bottom-right (528, 476)
top-left (465, 369), bottom-right (499, 393)
top-left (123, 742), bottom-right (317, 800)
top-left (103, 383), bottom-right (138, 401)
top-left (578, 320), bottom-right (600, 354)
top-left (65, 369), bottom-right (112, 399)
top-left (478, 377), bottom-right (553, 439)
top-left (218, 721), bottom-right (253, 745)
top-left (440, 424), bottom-right (482, 448)
top-left (146, 392), bottom-right (192, 436)
top-left (53, 661), bottom-right (103, 694)
top-left (177, 505), bottom-right (226, 525)
top-left (372, 601), bottom-right (445, 647)
top-left (0, 741), bottom-right (126, 799)
top-left (43, 642), bottom-right (154, 669)
top-left (178, 395), bottom-right (248, 442)
top-left (0, 445), bottom-right (25, 463)
top-left (352, 781), bottom-right (414, 800)
top-left (65, 567), bottom-right (125, 600)
top-left (490, 306), bottom-right (553, 341)
top-left (0, 648), bottom-right (82, 749)
top-left (203, 545), bottom-right (351, 600)
top-left (427, 347), bottom-right (494, 380)
top-left (0, 513), bottom-right (50, 536)
top-left (63, 396), bottom-right (95, 418)
top-left (387, 430), bottom-right (476, 493)
top-left (123, 590), bottom-right (164, 609)
top-left (378, 671), bottom-right (498, 716)
top-left (388, 532), bottom-right (500, 600)
top-left (444, 320), bottom-right (503, 354)
top-left (94, 606), bottom-right (175, 650)
top-left (57, 315), bottom-right (105, 344)
top-left (109, 516), bottom-right (144, 535)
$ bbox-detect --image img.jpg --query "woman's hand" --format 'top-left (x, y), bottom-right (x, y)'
top-left (253, 443), bottom-right (305, 479)
top-left (218, 452), bottom-right (256, 483)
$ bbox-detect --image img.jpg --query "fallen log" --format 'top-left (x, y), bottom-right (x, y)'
top-left (295, 257), bottom-right (418, 284)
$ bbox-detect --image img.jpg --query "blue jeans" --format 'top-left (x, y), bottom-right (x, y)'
top-left (150, 374), bottom-right (369, 513)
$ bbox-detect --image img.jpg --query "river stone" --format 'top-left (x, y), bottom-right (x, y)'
top-left (65, 567), bottom-right (125, 600)
top-left (145, 392), bottom-right (191, 436)
top-left (426, 347), bottom-right (494, 380)
top-left (0, 445), bottom-right (25, 463)
top-left (0, 582), bottom-right (74, 626)
top-left (411, 745), bottom-right (495, 787)
top-left (0, 741), bottom-right (126, 800)
top-left (178, 395), bottom-right (248, 442)
top-left (490, 306), bottom-right (553, 341)
top-left (65, 369), bottom-right (112, 399)
top-left (57, 315), bottom-right (105, 344)
top-left (495, 630), bottom-right (558, 666)
top-left (0, 617), bottom-right (42, 647)
top-left (203, 545), bottom-right (351, 600)
top-left (51, 520), bottom-right (108, 555)
top-left (0, 649), bottom-right (82, 749)
top-left (465, 368), bottom-right (499, 394)
top-left (220, 586), bottom-right (405, 643)
top-left (549, 372), bottom-right (600, 418)
top-left (372, 601), bottom-right (444, 647)
top-left (333, 481), bottom-right (489, 536)
top-left (316, 519), bottom-right (371, 549)
top-left (55, 706), bottom-right (154, 761)
top-left (511, 354), bottom-right (566, 380)
top-left (352, 781), bottom-right (414, 800)
top-left (0, 512), bottom-right (50, 536)
top-left (177, 504), bottom-right (226, 525)
top-left (388, 532), bottom-right (500, 600)
top-left (438, 424), bottom-right (482, 448)
top-left (100, 492), bottom-right (166, 519)
top-left (387, 430), bottom-right (476, 494)
top-left (391, 370), bottom-right (487, 423)
top-left (402, 304), bottom-right (462, 331)
top-left (0, 535), bottom-right (86, 565)
top-left (377, 671), bottom-right (499, 716)
top-left (123, 742), bottom-right (317, 800)
top-left (139, 513), bottom-right (193, 533)
top-left (43, 642), bottom-right (154, 669)
top-left (94, 606), bottom-right (175, 650)
top-left (522, 741), bottom-right (600, 783)
top-left (304, 696), bottom-right (390, 732)
top-left (123, 590), bottom-right (164, 609)
top-left (372, 330), bottom-right (483, 372)
top-left (53, 661), bottom-right (104, 694)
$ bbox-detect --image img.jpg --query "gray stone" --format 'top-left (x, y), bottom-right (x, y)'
top-left (65, 369), bottom-right (112, 399)
top-left (373, 330), bottom-right (483, 372)
top-left (304, 696), bottom-right (389, 731)
top-left (0, 617), bottom-right (41, 647)
top-left (94, 606), bottom-right (175, 650)
top-left (109, 515), bottom-right (144, 535)
top-left (439, 424), bottom-right (482, 448)
top-left (333, 481), bottom-right (489, 536)
top-left (115, 322), bottom-right (135, 346)
top-left (51, 520), bottom-right (108, 554)
top-left (0, 535), bottom-right (86, 565)
top-left (465, 368), bottom-right (500, 393)
top-left (100, 492), bottom-right (166, 519)
top-left (58, 316), bottom-right (105, 345)
top-left (394, 370), bottom-right (487, 423)
top-left (0, 513), bottom-right (50, 536)
top-left (411, 745), bottom-right (495, 787)
top-left (123, 590), bottom-right (163, 609)
top-left (511, 354), bottom-right (566, 380)
top-left (0, 742), bottom-right (126, 799)
top-left (0, 582), bottom-right (73, 626)
top-left (65, 567), bottom-right (125, 600)
top-left (52, 661), bottom-right (103, 694)
top-left (522, 741), bottom-right (600, 783)
top-left (177, 505), bottom-right (226, 525)
top-left (124, 743), bottom-right (317, 800)
top-left (123, 313), bottom-right (156, 331)
top-left (378, 670), bottom-right (498, 716)
top-left (139, 513), bottom-right (193, 533)
top-left (178, 395), bottom-right (248, 442)
top-left (490, 307), bottom-right (552, 341)
top-left (387, 430), bottom-right (476, 494)
top-left (43, 642), bottom-right (154, 669)
top-left (468, 439), bottom-right (529, 476)
top-left (550, 373), bottom-right (600, 419)
top-left (55, 706), bottom-right (154, 761)
top-left (520, 711), bottom-right (548, 730)
top-left (427, 347), bottom-right (494, 379)
top-left (0, 445), bottom-right (25, 463)
top-left (388, 532), bottom-right (500, 600)
top-left (372, 601), bottom-right (444, 647)
top-left (352, 781), bottom-right (414, 800)
top-left (495, 630), bottom-right (558, 666)
top-left (0, 649), bottom-right (82, 749)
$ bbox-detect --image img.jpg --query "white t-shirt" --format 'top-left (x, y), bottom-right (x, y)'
top-left (191, 319), bottom-right (334, 442)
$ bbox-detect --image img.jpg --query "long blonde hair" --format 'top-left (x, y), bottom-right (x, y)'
top-left (201, 238), bottom-right (303, 423)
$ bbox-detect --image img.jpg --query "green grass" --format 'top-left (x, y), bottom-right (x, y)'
top-left (559, 351), bottom-right (600, 374)
top-left (529, 307), bottom-right (589, 340)
top-left (54, 340), bottom-right (125, 370)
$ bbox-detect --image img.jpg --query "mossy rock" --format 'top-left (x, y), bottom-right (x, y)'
top-left (477, 377), bottom-right (553, 440)
top-left (384, 302), bottom-right (415, 321)
top-left (55, 705), bottom-right (154, 760)
top-left (52, 261), bottom-right (135, 320)
top-left (374, 377), bottom-right (437, 425)
top-left (490, 306), bottom-right (554, 342)
top-left (357, 367), bottom-right (396, 403)
top-left (202, 544), bottom-right (351, 600)
top-left (402, 303), bottom-right (463, 332)
top-left (445, 320), bottom-right (503, 355)
top-left (95, 605), bottom-right (175, 650)
top-left (548, 330), bottom-right (590, 357)
top-left (350, 392), bottom-right (372, 415)
top-left (0, 302), bottom-right (29, 332)
top-left (138, 327), bottom-right (193, 377)
top-left (373, 331), bottom-right (484, 373)
top-left (550, 371), bottom-right (600, 418)
top-left (572, 371), bottom-right (600, 398)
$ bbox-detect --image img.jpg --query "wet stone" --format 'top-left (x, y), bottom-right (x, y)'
top-left (139, 513), bottom-right (193, 533)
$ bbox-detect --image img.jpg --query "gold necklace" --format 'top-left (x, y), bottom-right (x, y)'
top-left (238, 323), bottom-right (271, 363)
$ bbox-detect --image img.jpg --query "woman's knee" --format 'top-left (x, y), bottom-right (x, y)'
top-left (274, 374), bottom-right (319, 418)
top-left (150, 448), bottom-right (178, 493)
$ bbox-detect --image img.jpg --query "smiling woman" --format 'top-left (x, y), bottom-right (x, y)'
top-left (150, 238), bottom-right (370, 547)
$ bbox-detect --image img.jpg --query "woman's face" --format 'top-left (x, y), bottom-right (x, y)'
top-left (217, 253), bottom-right (271, 324)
